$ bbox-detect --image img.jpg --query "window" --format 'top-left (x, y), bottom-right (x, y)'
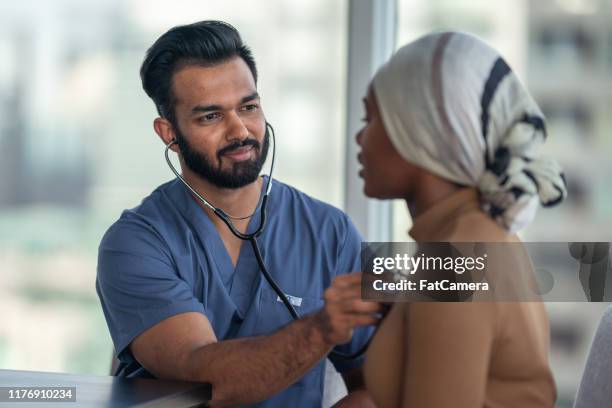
top-left (0, 0), bottom-right (347, 375)
top-left (396, 0), bottom-right (612, 403)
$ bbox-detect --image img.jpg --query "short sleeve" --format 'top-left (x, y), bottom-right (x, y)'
top-left (96, 217), bottom-right (205, 364)
top-left (329, 214), bottom-right (374, 373)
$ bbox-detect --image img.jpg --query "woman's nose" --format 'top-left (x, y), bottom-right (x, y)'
top-left (356, 128), bottom-right (364, 146)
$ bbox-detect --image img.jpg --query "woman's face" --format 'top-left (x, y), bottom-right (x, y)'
top-left (356, 85), bottom-right (418, 199)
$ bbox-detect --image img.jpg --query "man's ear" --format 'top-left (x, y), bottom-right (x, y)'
top-left (154, 117), bottom-right (180, 153)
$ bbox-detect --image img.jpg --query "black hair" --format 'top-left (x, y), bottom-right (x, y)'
top-left (140, 20), bottom-right (258, 125)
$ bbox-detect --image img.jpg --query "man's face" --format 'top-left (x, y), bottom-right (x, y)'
top-left (170, 57), bottom-right (268, 189)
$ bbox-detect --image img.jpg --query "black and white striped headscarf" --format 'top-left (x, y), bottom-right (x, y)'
top-left (372, 31), bottom-right (567, 232)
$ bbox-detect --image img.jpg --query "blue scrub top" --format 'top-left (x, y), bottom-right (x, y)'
top-left (96, 177), bottom-right (371, 407)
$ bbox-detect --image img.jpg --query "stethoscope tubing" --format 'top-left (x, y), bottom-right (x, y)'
top-left (164, 121), bottom-right (369, 360)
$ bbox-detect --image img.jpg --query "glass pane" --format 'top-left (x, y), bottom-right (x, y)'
top-left (396, 0), bottom-right (612, 404)
top-left (0, 0), bottom-right (347, 375)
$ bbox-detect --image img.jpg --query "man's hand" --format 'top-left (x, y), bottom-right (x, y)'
top-left (130, 272), bottom-right (382, 407)
top-left (314, 273), bottom-right (382, 346)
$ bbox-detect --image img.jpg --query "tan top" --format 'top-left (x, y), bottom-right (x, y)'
top-left (363, 188), bottom-right (556, 408)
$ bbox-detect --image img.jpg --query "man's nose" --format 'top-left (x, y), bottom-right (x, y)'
top-left (226, 110), bottom-right (249, 141)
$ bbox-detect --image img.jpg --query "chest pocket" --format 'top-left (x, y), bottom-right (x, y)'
top-left (252, 287), bottom-right (324, 336)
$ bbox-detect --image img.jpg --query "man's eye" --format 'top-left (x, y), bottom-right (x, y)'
top-left (200, 112), bottom-right (220, 122)
top-left (240, 104), bottom-right (259, 112)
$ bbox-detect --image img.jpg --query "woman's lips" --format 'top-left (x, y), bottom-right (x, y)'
top-left (357, 152), bottom-right (364, 177)
top-left (223, 146), bottom-right (254, 161)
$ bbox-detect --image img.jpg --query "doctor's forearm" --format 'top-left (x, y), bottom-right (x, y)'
top-left (183, 313), bottom-right (333, 407)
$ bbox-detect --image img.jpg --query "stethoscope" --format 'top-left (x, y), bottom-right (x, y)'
top-left (165, 122), bottom-right (371, 360)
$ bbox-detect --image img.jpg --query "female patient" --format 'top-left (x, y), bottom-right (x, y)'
top-left (357, 32), bottom-right (566, 407)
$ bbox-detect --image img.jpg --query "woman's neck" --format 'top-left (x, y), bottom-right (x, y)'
top-left (405, 171), bottom-right (463, 220)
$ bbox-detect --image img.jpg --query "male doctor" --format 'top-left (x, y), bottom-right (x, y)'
top-left (96, 20), bottom-right (380, 407)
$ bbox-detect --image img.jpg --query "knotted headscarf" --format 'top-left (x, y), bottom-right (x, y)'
top-left (372, 31), bottom-right (567, 232)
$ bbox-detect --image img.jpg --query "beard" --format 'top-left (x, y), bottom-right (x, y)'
top-left (174, 124), bottom-right (270, 189)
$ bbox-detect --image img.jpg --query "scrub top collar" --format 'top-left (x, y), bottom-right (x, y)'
top-left (168, 174), bottom-right (271, 292)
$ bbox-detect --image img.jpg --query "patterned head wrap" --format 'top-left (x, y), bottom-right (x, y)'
top-left (372, 32), bottom-right (567, 232)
